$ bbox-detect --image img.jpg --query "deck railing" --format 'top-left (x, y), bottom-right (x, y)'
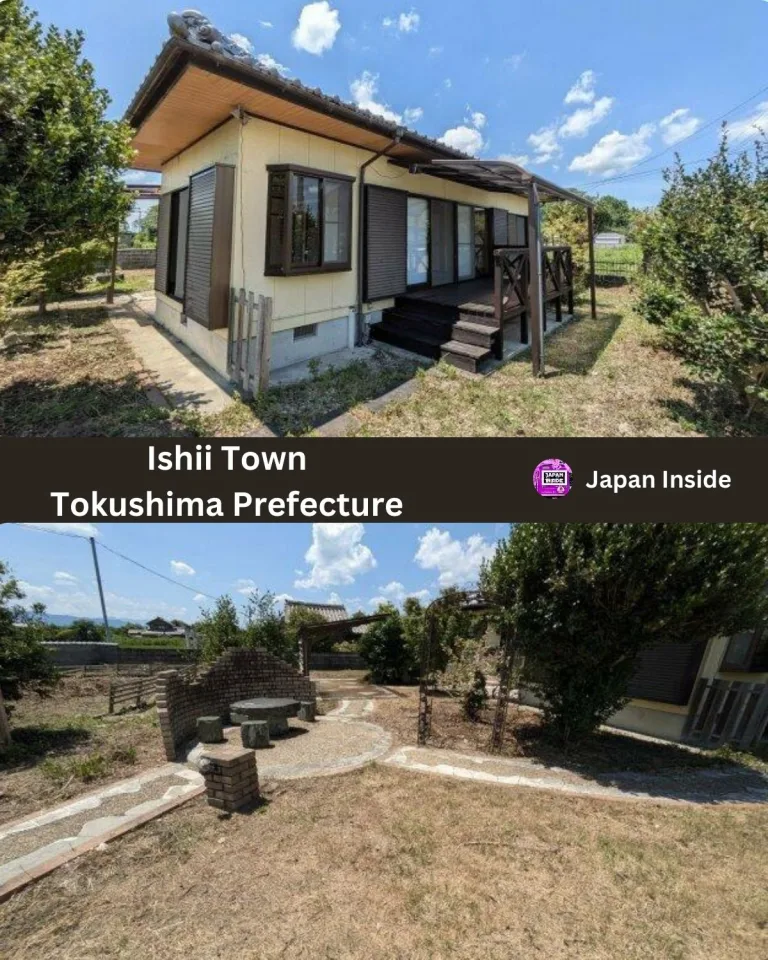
top-left (493, 245), bottom-right (574, 347)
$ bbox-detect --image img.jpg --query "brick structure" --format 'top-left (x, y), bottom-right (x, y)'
top-left (155, 648), bottom-right (316, 760)
top-left (199, 745), bottom-right (259, 812)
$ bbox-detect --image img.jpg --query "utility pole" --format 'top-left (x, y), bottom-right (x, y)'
top-left (90, 537), bottom-right (111, 643)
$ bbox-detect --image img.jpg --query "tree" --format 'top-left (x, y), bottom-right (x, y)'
top-left (59, 618), bottom-right (105, 643)
top-left (481, 524), bottom-right (768, 745)
top-left (635, 132), bottom-right (768, 417)
top-left (0, 1), bottom-right (133, 311)
top-left (133, 205), bottom-right (159, 249)
top-left (197, 596), bottom-right (242, 661)
top-left (594, 195), bottom-right (635, 235)
top-left (358, 605), bottom-right (418, 684)
top-left (242, 591), bottom-right (294, 665)
top-left (0, 562), bottom-right (58, 746)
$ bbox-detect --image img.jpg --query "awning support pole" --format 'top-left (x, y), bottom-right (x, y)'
top-left (587, 206), bottom-right (597, 320)
top-left (527, 181), bottom-right (545, 377)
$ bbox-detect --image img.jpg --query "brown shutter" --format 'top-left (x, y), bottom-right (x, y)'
top-left (627, 640), bottom-right (707, 705)
top-left (364, 185), bottom-right (407, 301)
top-left (185, 164), bottom-right (235, 330)
top-left (154, 193), bottom-right (171, 294)
top-left (490, 208), bottom-right (509, 247)
top-left (174, 187), bottom-right (189, 298)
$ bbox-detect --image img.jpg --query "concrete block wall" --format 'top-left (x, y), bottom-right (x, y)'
top-left (309, 652), bottom-right (366, 670)
top-left (42, 642), bottom-right (192, 667)
top-left (117, 248), bottom-right (156, 270)
top-left (155, 647), bottom-right (316, 760)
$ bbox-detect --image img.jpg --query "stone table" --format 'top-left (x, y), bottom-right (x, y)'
top-left (229, 698), bottom-right (301, 736)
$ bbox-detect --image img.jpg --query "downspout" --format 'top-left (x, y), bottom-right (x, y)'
top-left (355, 127), bottom-right (405, 345)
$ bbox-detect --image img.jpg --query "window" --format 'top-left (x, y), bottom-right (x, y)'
top-left (156, 186), bottom-right (189, 301)
top-left (266, 165), bottom-right (353, 276)
top-left (293, 323), bottom-right (318, 340)
top-left (509, 213), bottom-right (528, 247)
top-left (722, 628), bottom-right (768, 672)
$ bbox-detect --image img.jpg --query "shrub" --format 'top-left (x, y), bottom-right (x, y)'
top-left (463, 669), bottom-right (488, 722)
top-left (358, 607), bottom-right (417, 684)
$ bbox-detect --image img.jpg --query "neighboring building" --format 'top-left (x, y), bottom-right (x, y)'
top-left (146, 617), bottom-right (179, 634)
top-left (284, 601), bottom-right (370, 640)
top-left (125, 12), bottom-right (589, 380)
top-left (594, 231), bottom-right (628, 248)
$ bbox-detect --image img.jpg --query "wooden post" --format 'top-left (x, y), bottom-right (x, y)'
top-left (567, 248), bottom-right (575, 316)
top-left (587, 206), bottom-right (597, 320)
top-left (0, 687), bottom-right (11, 747)
top-left (234, 289), bottom-right (245, 390)
top-left (258, 296), bottom-right (272, 395)
top-left (527, 182), bottom-right (545, 377)
top-left (106, 222), bottom-right (120, 306)
top-left (108, 683), bottom-right (115, 715)
top-left (242, 291), bottom-right (255, 400)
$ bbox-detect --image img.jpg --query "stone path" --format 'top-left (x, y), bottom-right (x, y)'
top-left (0, 764), bottom-right (204, 901)
top-left (111, 296), bottom-right (234, 414)
top-left (383, 745), bottom-right (768, 806)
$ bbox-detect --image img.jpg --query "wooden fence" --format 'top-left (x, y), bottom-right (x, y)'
top-left (227, 289), bottom-right (273, 398)
top-left (682, 678), bottom-right (768, 750)
top-left (108, 677), bottom-right (155, 714)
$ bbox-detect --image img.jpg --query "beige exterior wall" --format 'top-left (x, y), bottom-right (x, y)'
top-left (157, 115), bottom-right (530, 341)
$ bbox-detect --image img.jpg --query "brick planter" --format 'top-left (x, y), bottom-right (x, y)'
top-left (199, 745), bottom-right (260, 813)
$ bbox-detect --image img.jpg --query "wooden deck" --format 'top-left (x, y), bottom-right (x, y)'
top-left (403, 277), bottom-right (495, 316)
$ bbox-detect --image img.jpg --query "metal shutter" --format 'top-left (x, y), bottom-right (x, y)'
top-left (184, 165), bottom-right (234, 329)
top-left (491, 208), bottom-right (509, 247)
top-left (154, 193), bottom-right (171, 294)
top-left (184, 167), bottom-right (216, 326)
top-left (628, 640), bottom-right (707, 705)
top-left (364, 185), bottom-right (407, 301)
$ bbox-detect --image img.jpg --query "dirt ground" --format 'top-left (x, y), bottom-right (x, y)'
top-left (2, 760), bottom-right (766, 960)
top-left (0, 673), bottom-right (165, 825)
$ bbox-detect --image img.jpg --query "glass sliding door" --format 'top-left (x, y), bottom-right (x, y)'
top-left (430, 199), bottom-right (456, 287)
top-left (474, 207), bottom-right (490, 276)
top-left (407, 197), bottom-right (429, 286)
top-left (457, 204), bottom-right (474, 281)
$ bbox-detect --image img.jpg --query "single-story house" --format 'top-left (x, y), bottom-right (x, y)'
top-left (594, 231), bottom-right (628, 248)
top-left (125, 11), bottom-right (596, 380)
top-left (517, 627), bottom-right (768, 747)
top-left (284, 601), bottom-right (371, 640)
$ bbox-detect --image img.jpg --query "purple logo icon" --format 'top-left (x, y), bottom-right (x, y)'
top-left (533, 459), bottom-right (572, 498)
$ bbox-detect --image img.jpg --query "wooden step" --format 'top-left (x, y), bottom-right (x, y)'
top-left (383, 308), bottom-right (454, 339)
top-left (440, 339), bottom-right (491, 374)
top-left (371, 321), bottom-right (444, 360)
top-left (452, 320), bottom-right (496, 348)
top-left (458, 308), bottom-right (497, 328)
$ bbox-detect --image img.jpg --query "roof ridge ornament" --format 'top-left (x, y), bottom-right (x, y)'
top-left (168, 9), bottom-right (265, 69)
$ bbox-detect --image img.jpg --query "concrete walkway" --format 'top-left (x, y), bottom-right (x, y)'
top-left (111, 296), bottom-right (234, 414)
top-left (383, 744), bottom-right (768, 806)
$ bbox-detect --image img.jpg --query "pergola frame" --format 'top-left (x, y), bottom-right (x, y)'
top-left (106, 183), bottom-right (162, 305)
top-left (297, 612), bottom-right (388, 676)
top-left (417, 590), bottom-right (518, 752)
top-left (403, 159), bottom-right (598, 377)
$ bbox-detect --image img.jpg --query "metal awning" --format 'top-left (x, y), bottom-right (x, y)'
top-left (399, 159), bottom-right (593, 207)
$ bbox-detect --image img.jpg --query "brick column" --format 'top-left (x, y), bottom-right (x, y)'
top-left (199, 745), bottom-right (260, 813)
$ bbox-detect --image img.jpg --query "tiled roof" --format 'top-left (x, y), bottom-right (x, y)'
top-left (284, 601), bottom-right (350, 623)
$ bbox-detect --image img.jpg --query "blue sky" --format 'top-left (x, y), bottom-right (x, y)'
top-left (28, 0), bottom-right (768, 209)
top-left (0, 523), bottom-right (510, 623)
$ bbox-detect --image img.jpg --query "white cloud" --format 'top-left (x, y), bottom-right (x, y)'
top-left (504, 52), bottom-right (526, 70)
top-left (569, 124), bottom-right (656, 177)
top-left (565, 70), bottom-right (597, 105)
top-left (53, 571), bottom-right (78, 586)
top-left (17, 581), bottom-right (187, 622)
top-left (295, 524), bottom-right (377, 590)
top-left (728, 101), bottom-right (768, 142)
top-left (350, 71), bottom-right (401, 123)
top-left (234, 578), bottom-right (257, 596)
top-left (259, 20), bottom-right (274, 28)
top-left (383, 10), bottom-right (420, 32)
top-left (403, 106), bottom-right (424, 125)
top-left (439, 125), bottom-right (484, 155)
top-left (414, 528), bottom-right (496, 587)
top-left (370, 581), bottom-right (430, 608)
top-left (499, 153), bottom-right (529, 167)
top-left (469, 110), bottom-right (487, 130)
top-left (255, 53), bottom-right (290, 76)
top-left (527, 125), bottom-right (562, 164)
top-left (22, 522), bottom-right (99, 538)
top-left (660, 108), bottom-right (701, 146)
top-left (559, 96), bottom-right (614, 138)
top-left (444, 78), bottom-right (452, 89)
top-left (193, 594), bottom-right (207, 604)
top-left (292, 1), bottom-right (341, 55)
top-left (428, 45), bottom-right (443, 56)
top-left (170, 560), bottom-right (195, 577)
top-left (230, 32), bottom-right (254, 54)
top-left (273, 593), bottom-right (294, 606)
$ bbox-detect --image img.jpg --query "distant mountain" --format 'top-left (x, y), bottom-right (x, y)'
top-left (42, 613), bottom-right (134, 629)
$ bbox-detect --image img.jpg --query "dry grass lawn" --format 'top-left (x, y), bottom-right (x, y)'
top-left (2, 762), bottom-right (766, 960)
top-left (346, 288), bottom-right (765, 437)
top-left (0, 673), bottom-right (165, 825)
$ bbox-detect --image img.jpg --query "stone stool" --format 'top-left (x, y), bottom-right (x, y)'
top-left (241, 720), bottom-right (270, 749)
top-left (298, 701), bottom-right (316, 722)
top-left (199, 745), bottom-right (259, 813)
top-left (197, 715), bottom-right (224, 744)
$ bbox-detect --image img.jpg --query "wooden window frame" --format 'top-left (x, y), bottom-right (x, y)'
top-left (265, 164), bottom-right (354, 277)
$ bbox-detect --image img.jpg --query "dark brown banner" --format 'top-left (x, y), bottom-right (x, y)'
top-left (0, 439), bottom-right (766, 522)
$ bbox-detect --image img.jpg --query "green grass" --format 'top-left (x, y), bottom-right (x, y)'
top-left (593, 242), bottom-right (643, 268)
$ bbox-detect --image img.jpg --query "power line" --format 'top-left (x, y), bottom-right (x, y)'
top-left (568, 82), bottom-right (768, 192)
top-left (12, 524), bottom-right (218, 601)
